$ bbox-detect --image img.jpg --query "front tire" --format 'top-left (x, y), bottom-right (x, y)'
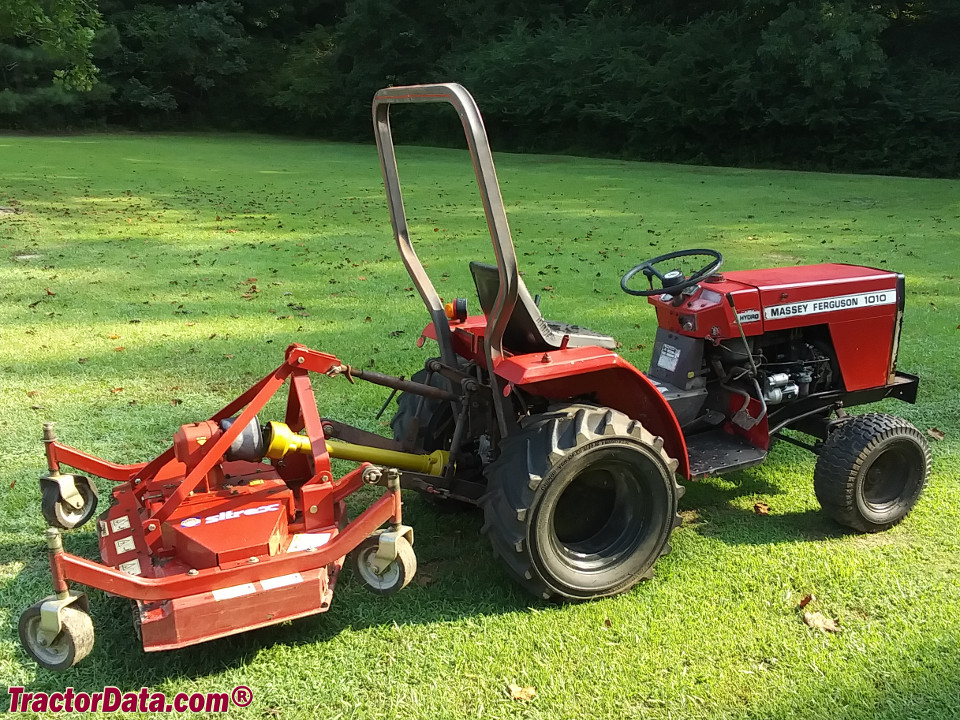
top-left (482, 405), bottom-right (683, 600)
top-left (814, 413), bottom-right (931, 532)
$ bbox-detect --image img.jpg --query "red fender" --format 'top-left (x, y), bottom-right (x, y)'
top-left (494, 347), bottom-right (690, 479)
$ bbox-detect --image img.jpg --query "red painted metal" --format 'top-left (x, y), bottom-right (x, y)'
top-left (647, 263), bottom-right (900, 391)
top-left (58, 488), bottom-right (395, 601)
top-left (495, 348), bottom-right (689, 477)
top-left (420, 320), bottom-right (689, 476)
top-left (42, 344), bottom-right (407, 651)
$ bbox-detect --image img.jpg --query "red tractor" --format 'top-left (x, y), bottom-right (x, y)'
top-left (20, 83), bottom-right (930, 670)
top-left (375, 84), bottom-right (931, 600)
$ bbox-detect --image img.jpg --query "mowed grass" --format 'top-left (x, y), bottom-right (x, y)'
top-left (0, 131), bottom-right (959, 720)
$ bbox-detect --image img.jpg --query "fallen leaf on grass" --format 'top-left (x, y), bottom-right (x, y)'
top-left (77, 357), bottom-right (88, 364)
top-left (507, 684), bottom-right (536, 702)
top-left (389, 330), bottom-right (405, 337)
top-left (927, 428), bottom-right (945, 441)
top-left (803, 611), bottom-right (840, 633)
top-left (44, 288), bottom-right (55, 296)
top-left (415, 573), bottom-right (434, 587)
top-left (110, 387), bottom-right (123, 394)
top-left (754, 502), bottom-right (770, 515)
top-left (799, 594), bottom-right (816, 609)
top-left (171, 398), bottom-right (183, 406)
top-left (108, 333), bottom-right (120, 340)
top-left (114, 346), bottom-right (125, 352)
top-left (26, 390), bottom-right (38, 397)
top-left (604, 618), bottom-right (612, 628)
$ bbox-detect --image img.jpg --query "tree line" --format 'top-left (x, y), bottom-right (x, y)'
top-left (2, 0), bottom-right (958, 176)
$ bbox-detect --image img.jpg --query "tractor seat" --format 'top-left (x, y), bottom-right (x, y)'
top-left (469, 261), bottom-right (617, 353)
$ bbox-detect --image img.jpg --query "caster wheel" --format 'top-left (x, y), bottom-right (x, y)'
top-left (353, 532), bottom-right (417, 596)
top-left (19, 603), bottom-right (94, 671)
top-left (41, 476), bottom-right (98, 530)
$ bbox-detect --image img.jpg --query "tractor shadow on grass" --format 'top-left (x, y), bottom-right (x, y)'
top-left (678, 466), bottom-right (847, 547)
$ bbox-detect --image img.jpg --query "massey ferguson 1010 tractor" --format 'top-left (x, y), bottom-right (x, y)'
top-left (20, 83), bottom-right (930, 670)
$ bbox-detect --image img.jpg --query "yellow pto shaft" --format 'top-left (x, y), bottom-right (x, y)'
top-left (264, 421), bottom-right (449, 476)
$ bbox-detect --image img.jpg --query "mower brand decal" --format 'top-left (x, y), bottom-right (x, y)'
top-left (764, 290), bottom-right (895, 321)
top-left (260, 572), bottom-right (304, 591)
top-left (737, 309), bottom-right (761, 324)
top-left (657, 344), bottom-right (681, 372)
top-left (179, 502), bottom-right (282, 529)
top-left (110, 516), bottom-right (131, 533)
top-left (118, 558), bottom-right (142, 576)
top-left (288, 532), bottom-right (333, 552)
top-left (212, 583), bottom-right (257, 601)
top-left (114, 536), bottom-right (136, 555)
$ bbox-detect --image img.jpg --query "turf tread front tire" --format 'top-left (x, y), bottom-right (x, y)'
top-left (482, 404), bottom-right (682, 600)
top-left (813, 413), bottom-right (930, 532)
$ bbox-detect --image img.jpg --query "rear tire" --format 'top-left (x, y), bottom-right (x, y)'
top-left (482, 405), bottom-right (683, 600)
top-left (390, 364), bottom-right (455, 453)
top-left (391, 362), bottom-right (474, 511)
top-left (814, 413), bottom-right (930, 532)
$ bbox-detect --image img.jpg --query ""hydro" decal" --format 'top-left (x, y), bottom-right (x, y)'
top-left (180, 503), bottom-right (281, 528)
top-left (764, 290), bottom-right (895, 321)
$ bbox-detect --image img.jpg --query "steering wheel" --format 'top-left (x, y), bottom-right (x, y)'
top-left (620, 248), bottom-right (723, 297)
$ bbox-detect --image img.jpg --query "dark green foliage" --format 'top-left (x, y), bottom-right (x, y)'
top-left (0, 0), bottom-right (103, 90)
top-left (1, 0), bottom-right (958, 176)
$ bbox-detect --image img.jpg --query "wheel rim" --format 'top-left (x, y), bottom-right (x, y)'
top-left (539, 445), bottom-right (668, 587)
top-left (54, 481), bottom-right (94, 527)
top-left (550, 460), bottom-right (645, 571)
top-left (860, 439), bottom-right (925, 511)
top-left (356, 546), bottom-right (401, 590)
top-left (23, 614), bottom-right (70, 667)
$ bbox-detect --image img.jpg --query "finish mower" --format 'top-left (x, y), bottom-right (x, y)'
top-left (20, 84), bottom-right (931, 671)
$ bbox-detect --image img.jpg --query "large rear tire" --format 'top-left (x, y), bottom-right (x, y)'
top-left (390, 364), bottom-right (455, 454)
top-left (390, 362), bottom-right (475, 511)
top-left (814, 413), bottom-right (930, 532)
top-left (482, 404), bottom-right (683, 600)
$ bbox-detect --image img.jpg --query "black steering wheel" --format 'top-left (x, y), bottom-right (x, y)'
top-left (620, 248), bottom-right (723, 297)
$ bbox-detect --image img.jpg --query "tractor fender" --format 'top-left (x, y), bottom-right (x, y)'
top-left (494, 347), bottom-right (690, 479)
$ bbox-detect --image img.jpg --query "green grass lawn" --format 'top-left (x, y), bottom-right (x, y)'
top-left (1, 132), bottom-right (959, 719)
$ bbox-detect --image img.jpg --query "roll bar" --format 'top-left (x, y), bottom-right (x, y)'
top-left (372, 83), bottom-right (520, 435)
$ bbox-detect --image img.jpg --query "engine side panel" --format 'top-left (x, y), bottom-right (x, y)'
top-left (648, 264), bottom-right (902, 391)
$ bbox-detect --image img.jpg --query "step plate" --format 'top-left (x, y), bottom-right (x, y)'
top-left (686, 430), bottom-right (767, 478)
